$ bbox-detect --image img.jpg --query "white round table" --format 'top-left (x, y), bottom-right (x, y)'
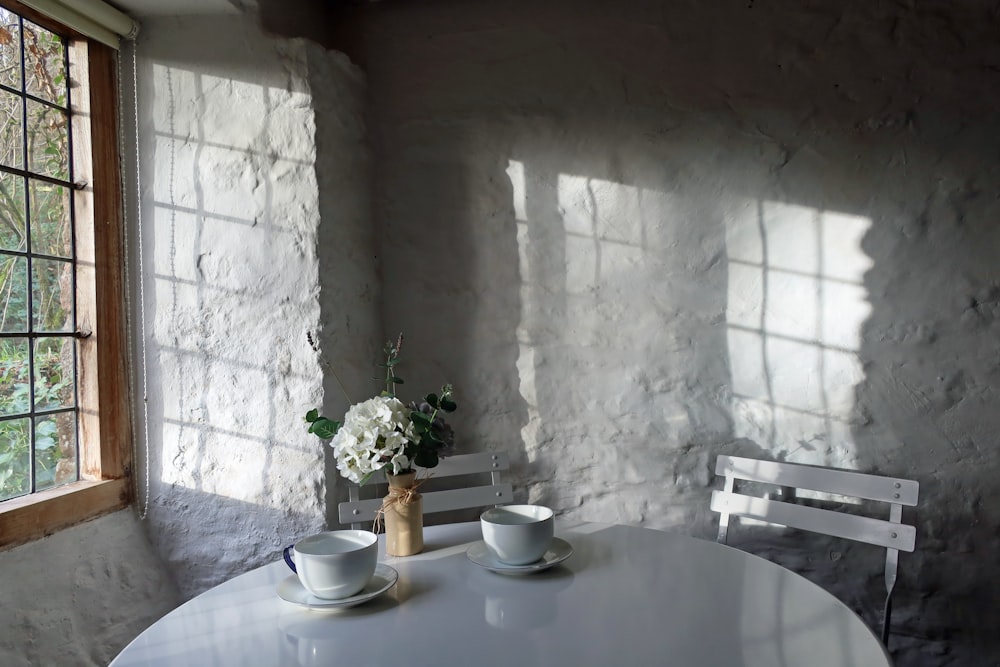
top-left (110, 521), bottom-right (891, 667)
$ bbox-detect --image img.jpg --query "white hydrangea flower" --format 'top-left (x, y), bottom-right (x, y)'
top-left (329, 395), bottom-right (415, 483)
top-left (388, 451), bottom-right (411, 475)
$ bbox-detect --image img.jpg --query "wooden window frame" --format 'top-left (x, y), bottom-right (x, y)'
top-left (0, 0), bottom-right (132, 549)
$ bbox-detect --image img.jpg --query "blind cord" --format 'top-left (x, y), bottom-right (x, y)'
top-left (119, 37), bottom-right (150, 520)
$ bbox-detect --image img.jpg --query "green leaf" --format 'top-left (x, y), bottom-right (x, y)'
top-left (305, 408), bottom-right (318, 422)
top-left (308, 417), bottom-right (340, 439)
top-left (413, 449), bottom-right (439, 469)
top-left (425, 393), bottom-right (439, 408)
top-left (440, 399), bottom-right (457, 412)
top-left (410, 410), bottom-right (431, 426)
top-left (391, 376), bottom-right (404, 385)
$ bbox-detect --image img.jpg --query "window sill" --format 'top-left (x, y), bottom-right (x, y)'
top-left (0, 478), bottom-right (131, 551)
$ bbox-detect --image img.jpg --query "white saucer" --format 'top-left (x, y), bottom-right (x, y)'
top-left (277, 563), bottom-right (397, 610)
top-left (466, 538), bottom-right (573, 575)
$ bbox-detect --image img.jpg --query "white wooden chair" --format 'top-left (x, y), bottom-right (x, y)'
top-left (338, 452), bottom-right (512, 528)
top-left (710, 454), bottom-right (919, 645)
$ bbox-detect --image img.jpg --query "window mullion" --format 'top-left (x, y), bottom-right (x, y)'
top-left (0, 82), bottom-right (66, 112)
top-left (0, 163), bottom-right (75, 190)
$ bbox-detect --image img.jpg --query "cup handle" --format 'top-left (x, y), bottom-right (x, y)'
top-left (283, 545), bottom-right (297, 573)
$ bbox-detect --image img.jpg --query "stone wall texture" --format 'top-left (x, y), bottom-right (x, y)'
top-left (352, 1), bottom-right (1000, 665)
top-left (132, 13), bottom-right (374, 599)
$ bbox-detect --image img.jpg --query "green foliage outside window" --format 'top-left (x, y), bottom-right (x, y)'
top-left (0, 6), bottom-right (76, 501)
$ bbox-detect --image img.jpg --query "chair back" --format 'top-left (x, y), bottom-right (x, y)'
top-left (338, 452), bottom-right (512, 528)
top-left (710, 454), bottom-right (918, 645)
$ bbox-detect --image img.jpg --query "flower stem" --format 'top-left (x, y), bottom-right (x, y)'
top-left (383, 334), bottom-right (403, 396)
top-left (330, 367), bottom-right (353, 406)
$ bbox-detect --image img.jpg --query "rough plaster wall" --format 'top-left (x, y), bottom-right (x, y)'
top-left (133, 13), bottom-right (343, 599)
top-left (358, 1), bottom-right (1000, 665)
top-left (0, 511), bottom-right (179, 666)
top-left (303, 42), bottom-right (383, 522)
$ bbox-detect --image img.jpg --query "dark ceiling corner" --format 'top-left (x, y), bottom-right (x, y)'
top-left (256, 0), bottom-right (392, 67)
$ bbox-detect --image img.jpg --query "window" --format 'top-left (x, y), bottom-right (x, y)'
top-left (0, 0), bottom-right (131, 548)
top-left (0, 2), bottom-right (78, 500)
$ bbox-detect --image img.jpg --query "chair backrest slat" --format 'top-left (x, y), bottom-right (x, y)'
top-left (715, 455), bottom-right (918, 506)
top-left (338, 452), bottom-right (511, 528)
top-left (710, 490), bottom-right (916, 551)
top-left (361, 452), bottom-right (509, 484)
top-left (339, 483), bottom-right (513, 524)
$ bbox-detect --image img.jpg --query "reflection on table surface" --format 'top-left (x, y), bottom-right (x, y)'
top-left (111, 521), bottom-right (891, 667)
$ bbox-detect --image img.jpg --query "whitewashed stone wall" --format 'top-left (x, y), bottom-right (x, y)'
top-left (134, 13), bottom-right (377, 600)
top-left (351, 1), bottom-right (1000, 665)
top-left (306, 38), bottom-right (383, 520)
top-left (133, 13), bottom-right (328, 599)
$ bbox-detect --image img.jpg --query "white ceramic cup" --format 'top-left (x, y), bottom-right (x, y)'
top-left (283, 530), bottom-right (378, 599)
top-left (480, 504), bottom-right (554, 565)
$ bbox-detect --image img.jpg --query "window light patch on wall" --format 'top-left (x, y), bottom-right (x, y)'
top-left (726, 200), bottom-right (873, 470)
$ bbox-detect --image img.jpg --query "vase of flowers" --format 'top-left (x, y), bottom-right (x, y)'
top-left (305, 335), bottom-right (457, 556)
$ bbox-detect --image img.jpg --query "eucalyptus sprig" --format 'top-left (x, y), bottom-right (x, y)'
top-left (380, 333), bottom-right (404, 396)
top-left (404, 383), bottom-right (457, 468)
top-left (304, 408), bottom-right (339, 440)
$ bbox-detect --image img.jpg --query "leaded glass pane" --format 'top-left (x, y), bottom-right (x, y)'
top-left (23, 21), bottom-right (65, 107)
top-left (0, 254), bottom-right (27, 332)
top-left (29, 179), bottom-right (70, 257)
top-left (0, 170), bottom-right (26, 251)
top-left (33, 336), bottom-right (73, 410)
top-left (34, 412), bottom-right (74, 491)
top-left (0, 337), bottom-right (28, 416)
top-left (0, 87), bottom-right (23, 169)
top-left (32, 257), bottom-right (71, 332)
top-left (0, 416), bottom-right (30, 499)
top-left (0, 8), bottom-right (21, 91)
top-left (25, 99), bottom-right (67, 180)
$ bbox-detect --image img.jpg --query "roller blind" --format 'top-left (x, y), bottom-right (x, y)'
top-left (19, 0), bottom-right (138, 48)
